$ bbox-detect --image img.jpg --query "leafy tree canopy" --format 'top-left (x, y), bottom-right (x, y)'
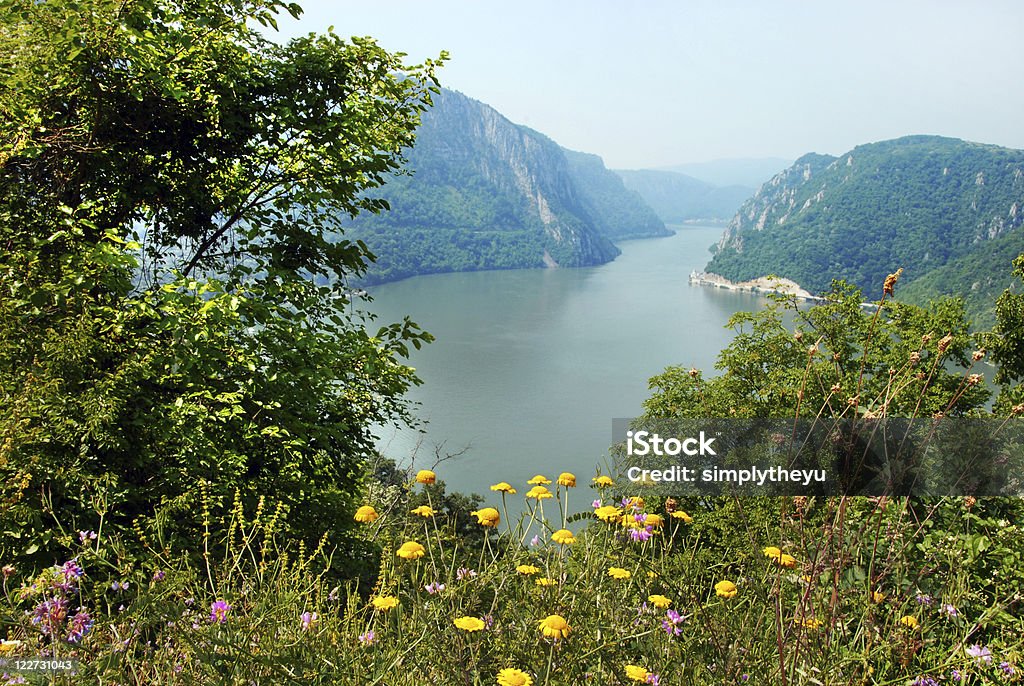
top-left (0, 0), bottom-right (444, 570)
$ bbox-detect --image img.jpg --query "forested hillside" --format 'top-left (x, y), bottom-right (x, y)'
top-left (616, 168), bottom-right (753, 223)
top-left (706, 136), bottom-right (1024, 323)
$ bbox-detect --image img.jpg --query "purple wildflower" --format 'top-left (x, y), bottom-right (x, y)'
top-left (530, 535), bottom-right (541, 547)
top-left (911, 677), bottom-right (938, 686)
top-left (358, 630), bottom-right (377, 646)
top-left (424, 582), bottom-right (446, 594)
top-left (152, 570), bottom-right (166, 582)
top-left (30, 596), bottom-right (68, 636)
top-left (950, 669), bottom-right (962, 681)
top-left (78, 531), bottom-right (97, 544)
top-left (966, 644), bottom-right (992, 664)
top-left (941, 603), bottom-right (958, 617)
top-left (741, 675), bottom-right (749, 682)
top-left (915, 593), bottom-right (933, 605)
top-left (483, 614), bottom-right (495, 629)
top-left (2, 564), bottom-right (14, 579)
top-left (592, 499), bottom-right (602, 508)
top-left (299, 611), bottom-right (317, 631)
top-left (456, 567), bottom-right (477, 581)
top-left (67, 609), bottom-right (94, 643)
top-left (646, 674), bottom-right (660, 686)
top-left (662, 608), bottom-right (685, 636)
top-left (1000, 662), bottom-right (1015, 676)
top-left (629, 526), bottom-right (654, 542)
top-left (209, 600), bottom-right (231, 624)
top-left (110, 580), bottom-right (129, 592)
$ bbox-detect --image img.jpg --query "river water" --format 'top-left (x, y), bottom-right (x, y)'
top-left (366, 225), bottom-right (773, 504)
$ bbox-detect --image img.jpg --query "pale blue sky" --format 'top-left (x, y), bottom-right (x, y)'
top-left (268, 1), bottom-right (1024, 169)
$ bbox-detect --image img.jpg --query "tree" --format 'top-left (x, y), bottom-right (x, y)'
top-left (0, 0), bottom-right (444, 569)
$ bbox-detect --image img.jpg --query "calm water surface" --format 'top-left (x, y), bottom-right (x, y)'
top-left (367, 226), bottom-right (772, 505)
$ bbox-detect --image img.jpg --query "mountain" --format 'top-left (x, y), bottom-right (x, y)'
top-left (347, 89), bottom-right (667, 285)
top-left (561, 150), bottom-right (670, 240)
top-left (704, 136), bottom-right (1024, 324)
top-left (615, 169), bottom-right (753, 223)
top-left (660, 157), bottom-right (792, 188)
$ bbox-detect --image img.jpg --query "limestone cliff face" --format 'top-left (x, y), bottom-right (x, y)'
top-left (353, 88), bottom-right (625, 281)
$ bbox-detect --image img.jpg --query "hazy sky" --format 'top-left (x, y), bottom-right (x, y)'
top-left (268, 1), bottom-right (1024, 170)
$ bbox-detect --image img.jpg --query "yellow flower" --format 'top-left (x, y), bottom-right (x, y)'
top-left (715, 580), bottom-right (738, 598)
top-left (594, 505), bottom-right (622, 522)
top-left (608, 567), bottom-right (631, 580)
top-left (778, 554), bottom-right (797, 569)
top-left (516, 564), bottom-right (540, 575)
top-left (496, 667), bottom-right (534, 686)
top-left (0, 639), bottom-right (22, 654)
top-left (538, 614), bottom-right (571, 639)
top-left (527, 474), bottom-right (552, 485)
top-left (624, 496), bottom-right (644, 509)
top-left (624, 665), bottom-right (650, 682)
top-left (592, 475), bottom-right (615, 487)
top-left (763, 546), bottom-right (782, 560)
top-left (557, 472), bottom-right (576, 487)
top-left (802, 617), bottom-right (823, 629)
top-left (371, 595), bottom-right (399, 611)
top-left (899, 615), bottom-right (919, 629)
top-left (871, 590), bottom-right (885, 603)
top-left (471, 507), bottom-right (501, 527)
top-left (410, 505), bottom-right (435, 518)
top-left (396, 541), bottom-right (426, 560)
top-left (354, 505), bottom-right (379, 523)
top-left (671, 510), bottom-right (693, 523)
top-left (648, 594), bottom-right (671, 609)
top-left (526, 486), bottom-right (553, 500)
top-left (453, 616), bottom-right (486, 632)
top-left (645, 514), bottom-right (664, 528)
top-left (535, 577), bottom-right (556, 586)
top-left (551, 529), bottom-right (576, 545)
top-left (415, 469), bottom-right (436, 485)
top-left (490, 482), bottom-right (517, 494)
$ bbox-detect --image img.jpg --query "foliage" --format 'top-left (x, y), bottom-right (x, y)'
top-left (0, 0), bottom-right (442, 571)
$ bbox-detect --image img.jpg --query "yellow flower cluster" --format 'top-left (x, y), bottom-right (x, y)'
top-left (715, 580), bottom-right (738, 598)
top-left (415, 469), bottom-right (436, 485)
top-left (471, 507), bottom-right (500, 527)
top-left (624, 664), bottom-right (650, 682)
top-left (763, 546), bottom-right (797, 568)
top-left (551, 529), bottom-right (576, 545)
top-left (410, 505), bottom-right (435, 518)
top-left (608, 567), bottom-right (631, 580)
top-left (538, 614), bottom-right (571, 639)
top-left (354, 505), bottom-right (379, 523)
top-left (453, 616), bottom-right (485, 632)
top-left (496, 668), bottom-right (533, 686)
top-left (396, 541), bottom-right (425, 560)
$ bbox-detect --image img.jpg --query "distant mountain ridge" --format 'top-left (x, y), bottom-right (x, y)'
top-left (347, 89), bottom-right (667, 285)
top-left (705, 136), bottom-right (1024, 323)
top-left (660, 157), bottom-right (792, 188)
top-left (615, 169), bottom-right (753, 223)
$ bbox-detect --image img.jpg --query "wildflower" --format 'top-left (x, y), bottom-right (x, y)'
top-left (648, 594), bottom-right (671, 609)
top-left (415, 469), bottom-right (436, 484)
top-left (527, 475), bottom-right (552, 485)
top-left (871, 590), bottom-right (885, 603)
top-left (594, 505), bottom-right (622, 522)
top-left (537, 614), bottom-right (571, 640)
top-left (496, 668), bottom-right (534, 686)
top-left (915, 593), bottom-right (933, 605)
top-left (625, 665), bottom-right (650, 682)
top-left (471, 507), bottom-right (501, 527)
top-left (972, 348), bottom-right (986, 362)
top-left (516, 564), bottom-right (540, 575)
top-left (411, 505), bottom-right (435, 518)
top-left (535, 577), bottom-right (556, 586)
top-left (950, 669), bottom-right (962, 681)
top-left (662, 608), bottom-right (685, 636)
top-left (608, 567), bottom-right (631, 580)
top-left (354, 505), bottom-right (379, 523)
top-left (111, 580), bottom-right (129, 592)
top-left (592, 499), bottom-right (602, 508)
top-left (209, 600), bottom-right (231, 624)
top-left (78, 530), bottom-right (97, 544)
top-left (1000, 662), bottom-right (1016, 676)
top-left (883, 268), bottom-right (903, 296)
top-left (526, 486), bottom-right (553, 500)
top-left (424, 582), bottom-right (446, 594)
top-left (622, 496), bottom-right (644, 510)
top-left (457, 567), bottom-right (477, 581)
top-left (645, 514), bottom-right (664, 528)
top-left (629, 527), bottom-right (654, 542)
top-left (763, 546), bottom-right (782, 559)
top-left (67, 609), bottom-right (94, 643)
top-left (670, 510), bottom-right (693, 523)
top-left (453, 616), bottom-right (486, 632)
top-left (152, 570), bottom-right (166, 582)
top-left (966, 644), bottom-right (992, 664)
top-left (530, 535), bottom-right (541, 547)
top-left (396, 541), bottom-right (426, 560)
top-left (647, 675), bottom-right (661, 686)
top-left (358, 630), bottom-right (377, 646)
top-left (941, 603), bottom-right (958, 617)
top-left (31, 597), bottom-right (68, 635)
top-left (557, 472), bottom-right (576, 487)
top-left (714, 580), bottom-right (737, 599)
top-left (778, 554), bottom-right (797, 569)
top-left (0, 639), bottom-right (23, 653)
top-left (801, 617), bottom-right (823, 630)
top-left (299, 611), bottom-right (318, 631)
top-left (899, 615), bottom-right (919, 629)
top-left (2, 564), bottom-right (13, 579)
top-left (592, 475), bottom-right (615, 487)
top-left (490, 482), bottom-right (517, 494)
top-left (911, 678), bottom-right (938, 686)
top-left (551, 529), bottom-right (576, 545)
top-left (371, 595), bottom-right (399, 611)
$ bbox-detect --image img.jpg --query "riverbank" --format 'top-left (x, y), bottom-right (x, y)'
top-left (689, 271), bottom-right (822, 300)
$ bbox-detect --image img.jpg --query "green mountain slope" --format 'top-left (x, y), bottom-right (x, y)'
top-left (616, 169), bottom-right (753, 222)
top-left (705, 136), bottom-right (1024, 323)
top-left (346, 89), bottom-right (667, 285)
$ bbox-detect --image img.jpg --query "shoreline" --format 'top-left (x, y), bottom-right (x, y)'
top-left (689, 271), bottom-right (823, 301)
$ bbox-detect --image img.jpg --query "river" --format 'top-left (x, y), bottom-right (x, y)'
top-left (366, 225), bottom-right (774, 504)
